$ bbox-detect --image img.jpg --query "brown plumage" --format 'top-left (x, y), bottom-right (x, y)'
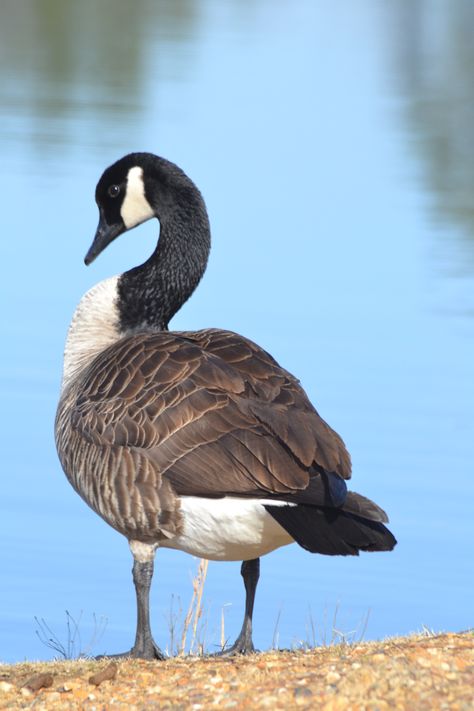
top-left (55, 153), bottom-right (395, 659)
top-left (57, 328), bottom-right (351, 542)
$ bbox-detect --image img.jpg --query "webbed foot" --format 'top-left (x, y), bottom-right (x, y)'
top-left (96, 639), bottom-right (165, 661)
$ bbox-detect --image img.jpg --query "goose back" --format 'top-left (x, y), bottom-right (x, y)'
top-left (55, 327), bottom-right (351, 543)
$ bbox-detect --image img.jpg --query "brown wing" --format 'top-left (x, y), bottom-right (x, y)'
top-left (71, 328), bottom-right (351, 503)
top-left (190, 329), bottom-right (350, 474)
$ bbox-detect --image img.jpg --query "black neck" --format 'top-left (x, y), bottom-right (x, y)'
top-left (117, 197), bottom-right (210, 333)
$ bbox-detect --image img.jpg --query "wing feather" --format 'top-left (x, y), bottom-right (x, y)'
top-left (69, 328), bottom-right (351, 506)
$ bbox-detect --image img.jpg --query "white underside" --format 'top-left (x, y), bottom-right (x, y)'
top-left (160, 496), bottom-right (295, 561)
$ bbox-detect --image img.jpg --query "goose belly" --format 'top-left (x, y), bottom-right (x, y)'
top-left (161, 496), bottom-right (295, 561)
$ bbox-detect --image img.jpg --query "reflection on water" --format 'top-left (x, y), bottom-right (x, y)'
top-left (1, 0), bottom-right (473, 663)
top-left (0, 0), bottom-right (199, 153)
top-left (386, 0), bottom-right (474, 261)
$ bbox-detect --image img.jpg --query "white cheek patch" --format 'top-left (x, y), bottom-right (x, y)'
top-left (121, 166), bottom-right (154, 229)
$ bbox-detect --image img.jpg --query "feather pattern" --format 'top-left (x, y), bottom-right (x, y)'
top-left (56, 327), bottom-right (351, 543)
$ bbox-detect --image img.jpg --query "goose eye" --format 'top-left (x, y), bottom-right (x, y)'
top-left (108, 184), bottom-right (120, 198)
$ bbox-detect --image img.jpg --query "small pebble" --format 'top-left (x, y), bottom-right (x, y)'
top-left (44, 691), bottom-right (61, 702)
top-left (147, 685), bottom-right (162, 693)
top-left (59, 681), bottom-right (81, 692)
top-left (294, 686), bottom-right (313, 699)
top-left (23, 672), bottom-right (54, 692)
top-left (416, 656), bottom-right (431, 668)
top-left (89, 661), bottom-right (117, 686)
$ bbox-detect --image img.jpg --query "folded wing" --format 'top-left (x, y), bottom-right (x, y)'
top-left (70, 329), bottom-right (351, 509)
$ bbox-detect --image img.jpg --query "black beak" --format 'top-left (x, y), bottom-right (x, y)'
top-left (84, 213), bottom-right (124, 265)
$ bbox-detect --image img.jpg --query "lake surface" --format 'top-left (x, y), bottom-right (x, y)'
top-left (1, 0), bottom-right (473, 662)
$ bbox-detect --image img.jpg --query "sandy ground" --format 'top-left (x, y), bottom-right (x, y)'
top-left (0, 631), bottom-right (472, 710)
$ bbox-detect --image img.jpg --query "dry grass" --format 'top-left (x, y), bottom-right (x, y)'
top-left (31, 560), bottom-right (377, 660)
top-left (178, 558), bottom-right (209, 656)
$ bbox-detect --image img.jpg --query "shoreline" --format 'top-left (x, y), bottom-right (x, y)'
top-left (0, 631), bottom-right (472, 709)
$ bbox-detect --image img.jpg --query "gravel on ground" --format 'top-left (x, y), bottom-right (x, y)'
top-left (0, 631), bottom-right (472, 710)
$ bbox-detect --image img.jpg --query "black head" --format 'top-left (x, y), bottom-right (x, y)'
top-left (84, 152), bottom-right (201, 266)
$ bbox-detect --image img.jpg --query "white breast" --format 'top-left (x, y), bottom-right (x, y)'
top-left (161, 496), bottom-right (295, 561)
top-left (61, 276), bottom-right (121, 393)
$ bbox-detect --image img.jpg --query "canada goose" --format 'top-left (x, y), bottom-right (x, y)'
top-left (55, 152), bottom-right (396, 659)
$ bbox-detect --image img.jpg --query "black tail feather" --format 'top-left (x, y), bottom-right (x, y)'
top-left (265, 503), bottom-right (397, 556)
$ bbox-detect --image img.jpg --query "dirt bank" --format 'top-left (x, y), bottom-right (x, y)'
top-left (0, 631), bottom-right (472, 709)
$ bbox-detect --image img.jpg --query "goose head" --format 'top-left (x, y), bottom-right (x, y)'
top-left (84, 152), bottom-right (208, 266)
top-left (83, 153), bottom-right (211, 333)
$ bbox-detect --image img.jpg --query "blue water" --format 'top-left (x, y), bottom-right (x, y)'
top-left (1, 0), bottom-right (473, 662)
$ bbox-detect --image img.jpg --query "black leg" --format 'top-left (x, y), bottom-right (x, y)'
top-left (219, 557), bottom-right (260, 655)
top-left (97, 547), bottom-right (164, 660)
top-left (130, 558), bottom-right (164, 659)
